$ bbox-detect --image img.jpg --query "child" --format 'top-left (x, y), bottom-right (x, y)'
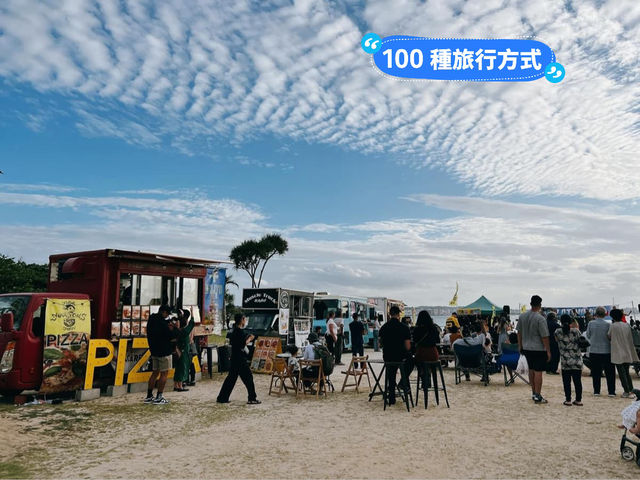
top-left (287, 344), bottom-right (300, 376)
top-left (619, 389), bottom-right (640, 435)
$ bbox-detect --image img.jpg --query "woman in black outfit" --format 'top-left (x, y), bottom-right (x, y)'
top-left (216, 313), bottom-right (261, 405)
top-left (413, 310), bottom-right (440, 388)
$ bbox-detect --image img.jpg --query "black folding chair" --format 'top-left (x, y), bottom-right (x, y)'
top-left (454, 342), bottom-right (489, 386)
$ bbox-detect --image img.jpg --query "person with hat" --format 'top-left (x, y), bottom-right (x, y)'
top-left (517, 295), bottom-right (551, 404)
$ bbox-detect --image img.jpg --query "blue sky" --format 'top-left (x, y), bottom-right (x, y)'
top-left (1, 0), bottom-right (639, 307)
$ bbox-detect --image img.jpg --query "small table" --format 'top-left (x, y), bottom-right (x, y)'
top-left (366, 359), bottom-right (413, 412)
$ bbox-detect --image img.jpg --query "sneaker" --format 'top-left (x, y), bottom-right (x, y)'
top-left (247, 399), bottom-right (262, 405)
top-left (534, 395), bottom-right (548, 404)
top-left (608, 393), bottom-right (616, 397)
top-left (216, 399), bottom-right (229, 404)
top-left (153, 396), bottom-right (169, 405)
top-left (593, 393), bottom-right (600, 396)
top-left (143, 396), bottom-right (154, 404)
top-left (622, 392), bottom-right (630, 398)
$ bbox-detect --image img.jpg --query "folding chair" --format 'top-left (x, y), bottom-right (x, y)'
top-left (297, 359), bottom-right (327, 397)
top-left (268, 356), bottom-right (297, 395)
top-left (453, 342), bottom-right (489, 386)
top-left (498, 343), bottom-right (530, 386)
top-left (341, 355), bottom-right (372, 393)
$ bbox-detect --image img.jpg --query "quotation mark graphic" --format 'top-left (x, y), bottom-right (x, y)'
top-left (545, 62), bottom-right (565, 83)
top-left (361, 33), bottom-right (382, 54)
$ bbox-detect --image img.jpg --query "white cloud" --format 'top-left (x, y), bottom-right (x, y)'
top-left (0, 1), bottom-right (638, 198)
top-left (2, 189), bottom-right (640, 308)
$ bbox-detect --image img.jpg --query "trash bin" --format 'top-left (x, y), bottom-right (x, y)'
top-left (217, 345), bottom-right (231, 373)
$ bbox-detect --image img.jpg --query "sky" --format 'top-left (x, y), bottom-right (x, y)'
top-left (0, 0), bottom-right (639, 309)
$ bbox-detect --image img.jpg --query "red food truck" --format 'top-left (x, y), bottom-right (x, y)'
top-left (0, 249), bottom-right (228, 395)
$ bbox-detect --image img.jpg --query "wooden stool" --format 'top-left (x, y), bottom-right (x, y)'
top-left (416, 361), bottom-right (450, 409)
top-left (341, 355), bottom-right (371, 393)
top-left (383, 360), bottom-right (414, 412)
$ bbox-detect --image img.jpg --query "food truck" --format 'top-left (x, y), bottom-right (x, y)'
top-left (312, 293), bottom-right (370, 350)
top-left (242, 288), bottom-right (314, 348)
top-left (0, 249), bottom-right (228, 395)
top-left (367, 297), bottom-right (406, 323)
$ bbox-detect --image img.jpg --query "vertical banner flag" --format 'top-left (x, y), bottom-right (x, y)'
top-left (42, 299), bottom-right (91, 393)
top-left (205, 268), bottom-right (226, 335)
top-left (449, 282), bottom-right (459, 306)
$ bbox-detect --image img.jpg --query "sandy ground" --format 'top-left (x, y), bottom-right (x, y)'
top-left (1, 350), bottom-right (639, 479)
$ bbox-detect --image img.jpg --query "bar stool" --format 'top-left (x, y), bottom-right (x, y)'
top-left (416, 361), bottom-right (450, 409)
top-left (383, 360), bottom-right (414, 412)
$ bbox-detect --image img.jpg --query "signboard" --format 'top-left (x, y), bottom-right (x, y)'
top-left (204, 267), bottom-right (226, 335)
top-left (250, 336), bottom-right (282, 373)
top-left (293, 319), bottom-right (311, 348)
top-left (41, 299), bottom-right (91, 393)
top-left (242, 289), bottom-right (279, 309)
top-left (278, 308), bottom-right (289, 335)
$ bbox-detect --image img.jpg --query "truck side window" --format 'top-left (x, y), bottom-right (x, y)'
top-left (32, 304), bottom-right (45, 337)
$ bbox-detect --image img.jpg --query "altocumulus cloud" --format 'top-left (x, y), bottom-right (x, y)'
top-left (0, 0), bottom-right (638, 199)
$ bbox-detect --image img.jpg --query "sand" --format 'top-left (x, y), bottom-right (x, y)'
top-left (1, 351), bottom-right (639, 479)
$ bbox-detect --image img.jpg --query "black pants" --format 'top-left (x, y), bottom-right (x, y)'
top-left (547, 343), bottom-right (560, 373)
top-left (352, 343), bottom-right (364, 368)
top-left (616, 363), bottom-right (634, 393)
top-left (385, 363), bottom-right (409, 402)
top-left (589, 352), bottom-right (616, 395)
top-left (325, 334), bottom-right (335, 354)
top-left (561, 369), bottom-right (582, 402)
top-left (335, 334), bottom-right (344, 363)
top-left (217, 359), bottom-right (257, 402)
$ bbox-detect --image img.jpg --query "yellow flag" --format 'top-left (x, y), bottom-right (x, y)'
top-left (448, 282), bottom-right (459, 306)
top-left (520, 304), bottom-right (527, 313)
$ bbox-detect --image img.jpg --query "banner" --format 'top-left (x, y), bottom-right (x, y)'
top-left (278, 308), bottom-right (289, 335)
top-left (204, 267), bottom-right (226, 335)
top-left (41, 299), bottom-right (91, 393)
top-left (293, 319), bottom-right (310, 348)
top-left (449, 282), bottom-right (459, 306)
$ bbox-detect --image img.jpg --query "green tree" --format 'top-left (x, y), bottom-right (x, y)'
top-left (0, 254), bottom-right (48, 293)
top-left (229, 233), bottom-right (288, 287)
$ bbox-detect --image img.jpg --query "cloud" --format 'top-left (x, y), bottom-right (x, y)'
top-left (0, 1), bottom-right (638, 199)
top-left (3, 188), bottom-right (640, 308)
top-left (0, 183), bottom-right (81, 193)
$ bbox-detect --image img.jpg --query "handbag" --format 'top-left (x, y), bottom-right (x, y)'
top-left (577, 335), bottom-right (590, 349)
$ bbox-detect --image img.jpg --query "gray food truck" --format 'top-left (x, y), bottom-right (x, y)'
top-left (242, 288), bottom-right (314, 347)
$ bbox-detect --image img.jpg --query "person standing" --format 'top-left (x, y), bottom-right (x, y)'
top-left (371, 314), bottom-right (382, 352)
top-left (173, 309), bottom-right (195, 392)
top-left (325, 311), bottom-right (337, 355)
top-left (517, 295), bottom-right (551, 404)
top-left (585, 306), bottom-right (616, 397)
top-left (497, 315), bottom-right (509, 354)
top-left (145, 305), bottom-right (177, 404)
top-left (334, 310), bottom-right (345, 365)
top-left (349, 312), bottom-right (366, 367)
top-left (609, 308), bottom-right (639, 398)
top-left (546, 312), bottom-right (561, 374)
top-left (379, 305), bottom-right (411, 405)
top-left (216, 313), bottom-right (261, 405)
top-left (555, 314), bottom-right (584, 406)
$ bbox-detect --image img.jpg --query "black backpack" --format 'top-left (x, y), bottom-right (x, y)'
top-left (313, 343), bottom-right (335, 376)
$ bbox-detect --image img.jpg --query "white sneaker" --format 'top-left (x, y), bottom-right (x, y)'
top-left (153, 396), bottom-right (170, 405)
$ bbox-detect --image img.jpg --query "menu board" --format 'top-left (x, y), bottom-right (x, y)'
top-left (250, 336), bottom-right (282, 374)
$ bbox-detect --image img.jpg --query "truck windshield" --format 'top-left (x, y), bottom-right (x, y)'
top-left (246, 313), bottom-right (275, 331)
top-left (313, 299), bottom-right (339, 320)
top-left (0, 295), bottom-right (31, 332)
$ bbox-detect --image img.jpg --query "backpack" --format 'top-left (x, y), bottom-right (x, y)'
top-left (312, 343), bottom-right (334, 376)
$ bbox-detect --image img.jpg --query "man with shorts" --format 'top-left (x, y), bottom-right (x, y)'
top-left (517, 295), bottom-right (551, 404)
top-left (145, 305), bottom-right (178, 404)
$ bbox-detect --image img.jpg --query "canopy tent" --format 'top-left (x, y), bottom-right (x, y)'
top-left (461, 295), bottom-right (502, 316)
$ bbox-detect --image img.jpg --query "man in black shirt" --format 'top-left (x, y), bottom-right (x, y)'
top-left (145, 305), bottom-right (177, 404)
top-left (216, 313), bottom-right (261, 404)
top-left (379, 306), bottom-right (411, 405)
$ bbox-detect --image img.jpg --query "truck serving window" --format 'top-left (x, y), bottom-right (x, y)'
top-left (246, 313), bottom-right (275, 331)
top-left (0, 295), bottom-right (30, 331)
